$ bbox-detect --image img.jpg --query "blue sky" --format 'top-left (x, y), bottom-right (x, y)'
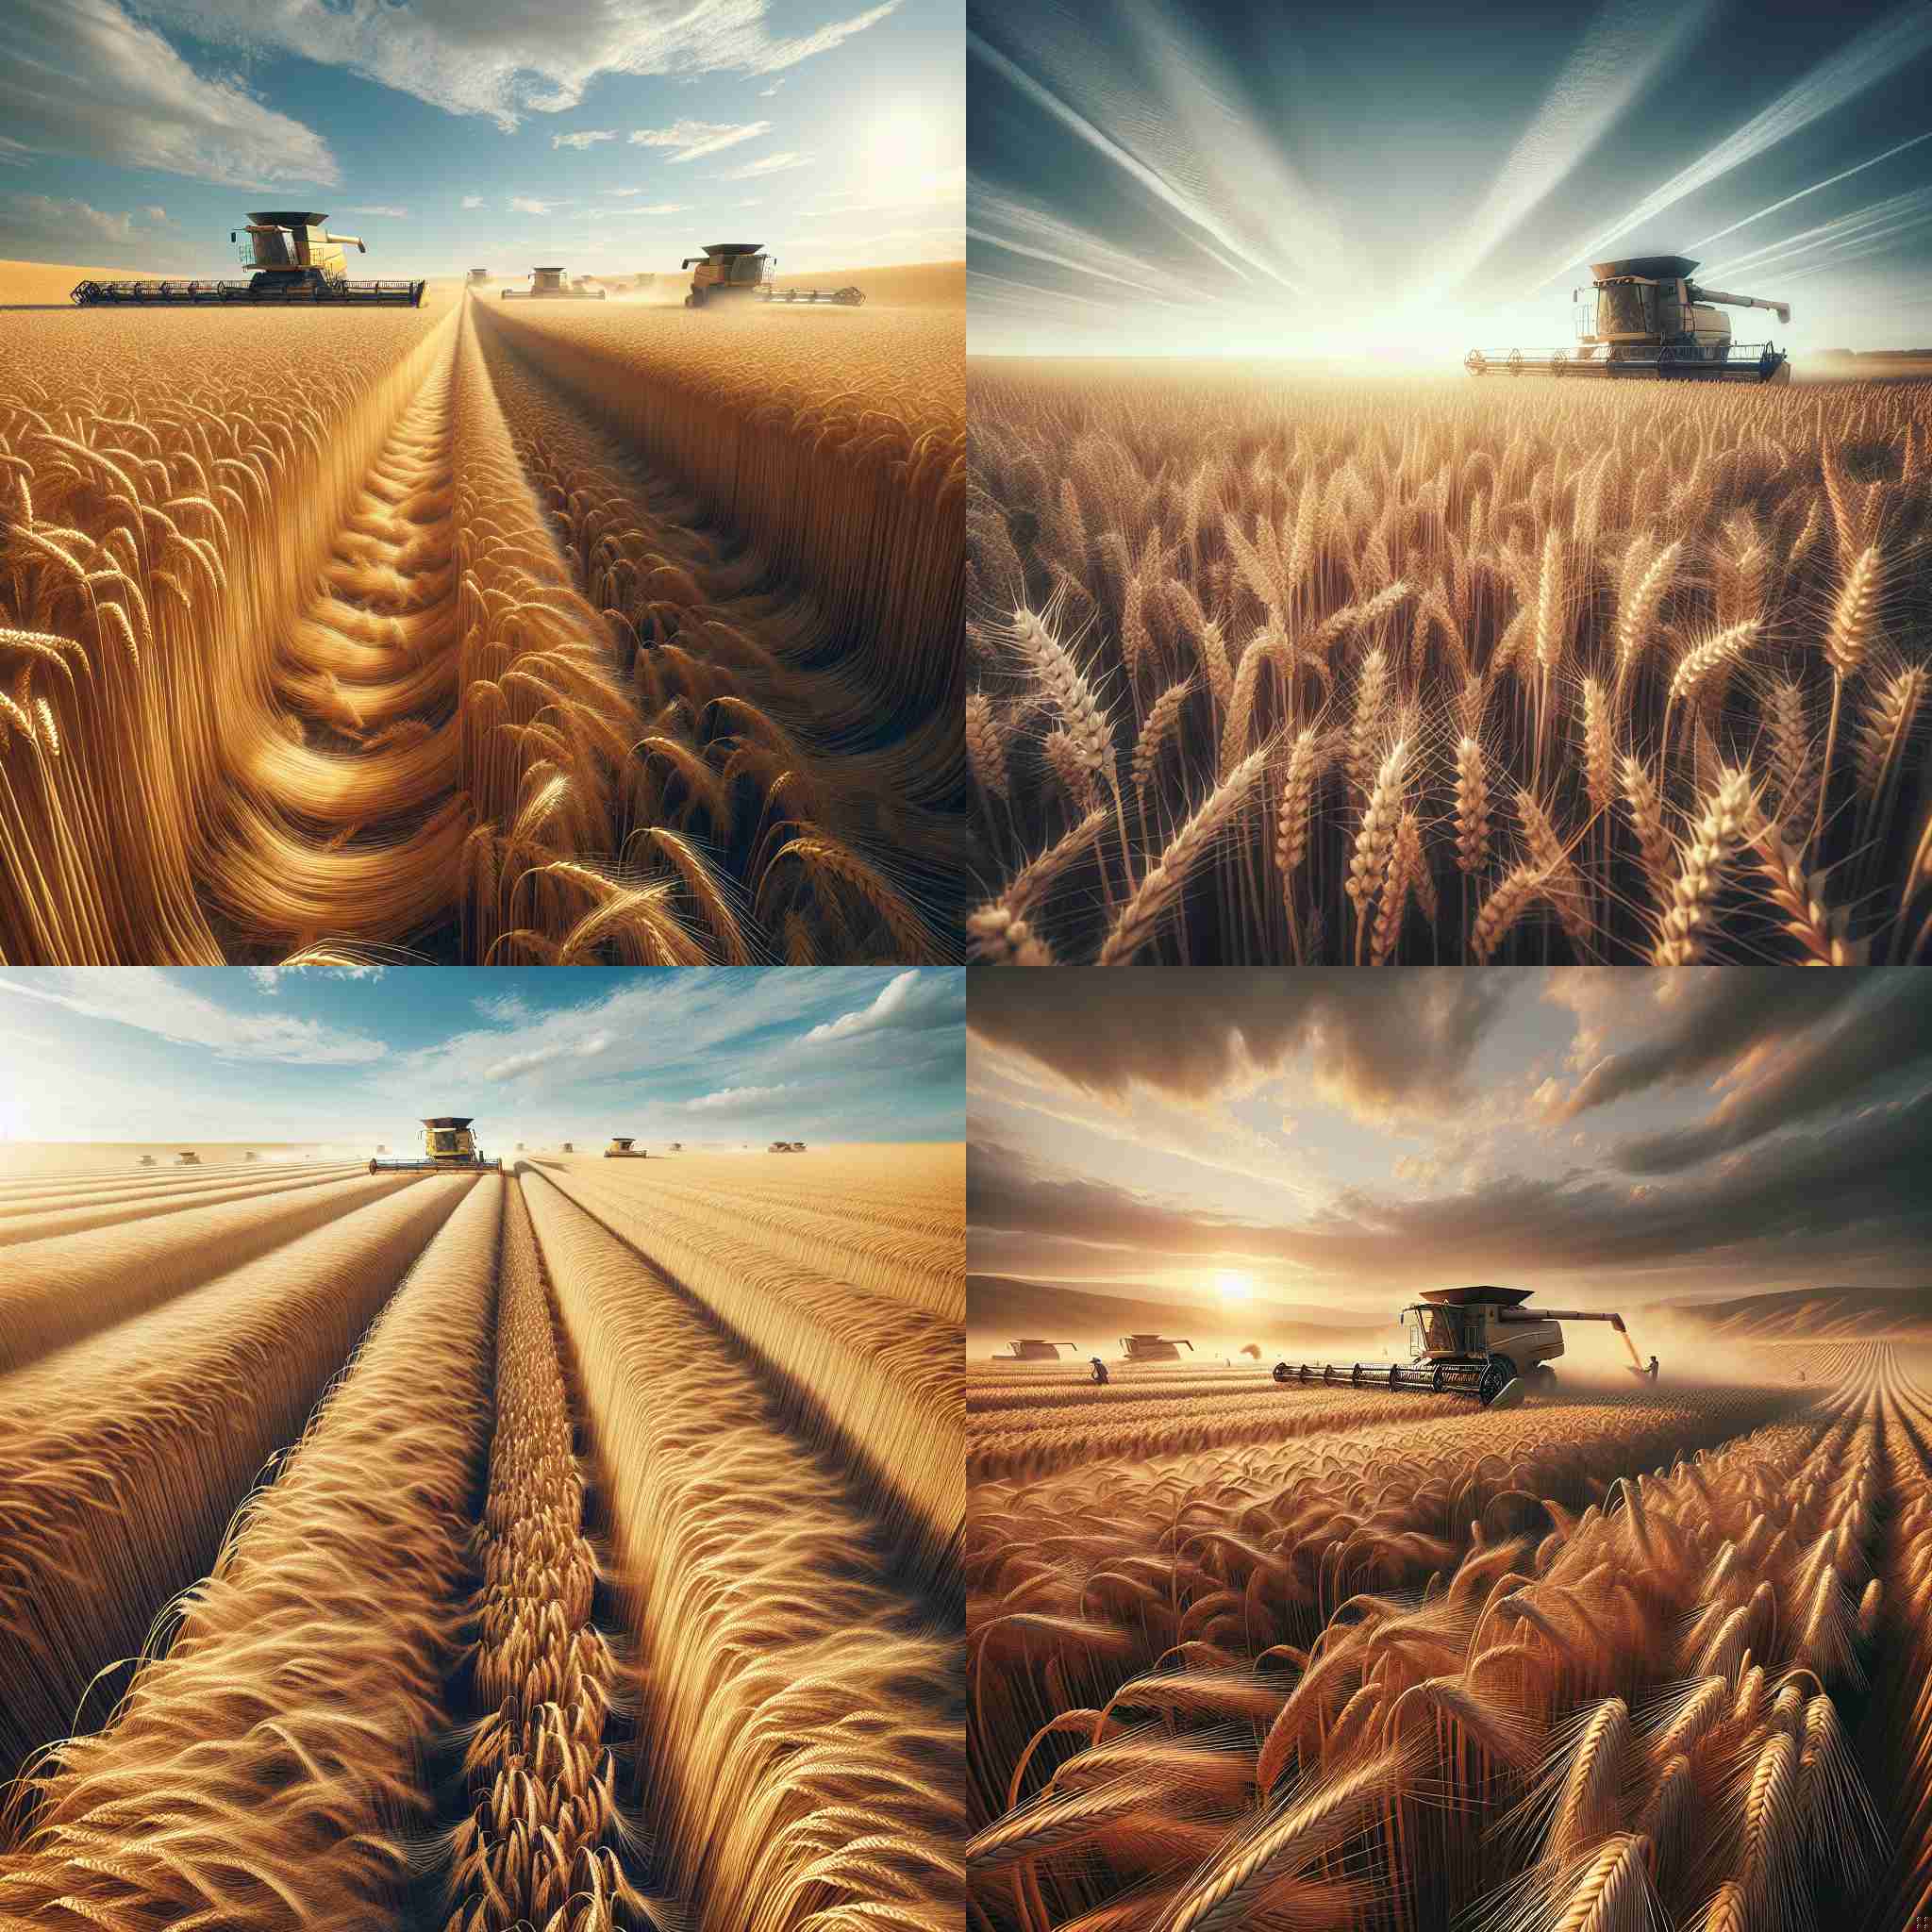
top-left (970, 972), bottom-right (1932, 1310)
top-left (0, 966), bottom-right (964, 1147)
top-left (0, 0), bottom-right (962, 277)
top-left (969, 0), bottom-right (1932, 354)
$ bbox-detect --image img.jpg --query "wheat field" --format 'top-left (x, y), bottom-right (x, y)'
top-left (0, 279), bottom-right (964, 965)
top-left (966, 364), bottom-right (1932, 965)
top-left (0, 1142), bottom-right (964, 1932)
top-left (964, 1343), bottom-right (1932, 1932)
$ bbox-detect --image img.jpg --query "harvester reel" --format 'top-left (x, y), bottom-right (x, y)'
top-left (1273, 1361), bottom-right (1291, 1384)
top-left (1464, 350), bottom-right (1486, 375)
top-left (1507, 350), bottom-right (1524, 375)
top-left (1549, 353), bottom-right (1566, 375)
top-left (1477, 1354), bottom-right (1513, 1406)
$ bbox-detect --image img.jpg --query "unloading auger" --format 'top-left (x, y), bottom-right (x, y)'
top-left (73, 213), bottom-right (425, 307)
top-left (1466, 256), bottom-right (1790, 382)
top-left (1272, 1286), bottom-right (1655, 1408)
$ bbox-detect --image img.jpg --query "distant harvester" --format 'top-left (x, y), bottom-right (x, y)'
top-left (605, 1137), bottom-right (646, 1158)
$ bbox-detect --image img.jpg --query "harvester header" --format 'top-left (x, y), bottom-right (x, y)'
top-left (1467, 256), bottom-right (1791, 382)
top-left (1273, 1286), bottom-right (1654, 1407)
top-left (73, 213), bottom-right (425, 307)
top-left (992, 1340), bottom-right (1080, 1362)
top-left (369, 1117), bottom-right (502, 1174)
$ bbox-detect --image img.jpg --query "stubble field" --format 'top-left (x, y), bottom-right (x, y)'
top-left (0, 1141), bottom-right (965, 1932)
top-left (0, 275), bottom-right (964, 964)
top-left (966, 363), bottom-right (1932, 966)
top-left (966, 1343), bottom-right (1932, 1932)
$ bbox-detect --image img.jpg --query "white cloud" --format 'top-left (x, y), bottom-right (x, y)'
top-left (462, 193), bottom-right (485, 209)
top-left (630, 119), bottom-right (769, 162)
top-left (0, 192), bottom-right (183, 262)
top-left (717, 150), bottom-right (811, 181)
top-left (603, 201), bottom-right (690, 216)
top-left (140, 204), bottom-right (171, 224)
top-left (758, 79), bottom-right (785, 97)
top-left (137, 0), bottom-right (903, 132)
top-left (803, 970), bottom-right (925, 1044)
top-left (0, 137), bottom-right (33, 168)
top-left (509, 194), bottom-right (558, 215)
top-left (344, 203), bottom-right (408, 218)
top-left (484, 1028), bottom-right (611, 1081)
top-left (553, 129), bottom-right (616, 150)
top-left (684, 1082), bottom-right (798, 1111)
top-left (0, 0), bottom-right (338, 187)
top-left (0, 970), bottom-right (385, 1064)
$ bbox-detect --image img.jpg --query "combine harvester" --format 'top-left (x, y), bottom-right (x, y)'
top-left (680, 243), bottom-right (863, 308)
top-left (1273, 1286), bottom-right (1655, 1408)
top-left (173, 1151), bottom-right (201, 1166)
top-left (1467, 257), bottom-right (1791, 382)
top-left (368, 1116), bottom-right (503, 1174)
top-left (501, 267), bottom-right (606, 300)
top-left (466, 268), bottom-right (491, 286)
top-left (991, 1340), bottom-right (1081, 1363)
top-left (604, 1137), bottom-right (646, 1158)
top-left (74, 213), bottom-right (425, 307)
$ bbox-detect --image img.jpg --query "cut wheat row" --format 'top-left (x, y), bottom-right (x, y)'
top-left (540, 1159), bottom-right (962, 1574)
top-left (0, 1161), bottom-right (374, 1249)
top-left (0, 1167), bottom-right (425, 1374)
top-left (0, 1172), bottom-right (499, 1926)
top-left (0, 1178), bottom-right (471, 1789)
top-left (518, 1165), bottom-right (964, 1932)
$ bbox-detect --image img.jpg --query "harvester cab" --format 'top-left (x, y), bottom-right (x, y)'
top-left (991, 1339), bottom-right (1080, 1362)
top-left (681, 242), bottom-right (865, 308)
top-left (466, 268), bottom-right (491, 285)
top-left (1273, 1287), bottom-right (1652, 1407)
top-left (71, 213), bottom-right (425, 307)
top-left (368, 1117), bottom-right (503, 1175)
top-left (1467, 257), bottom-right (1790, 382)
top-left (175, 1151), bottom-right (201, 1165)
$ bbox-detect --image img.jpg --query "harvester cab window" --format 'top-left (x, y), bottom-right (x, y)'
top-left (1412, 1307), bottom-right (1466, 1355)
top-left (432, 1131), bottom-right (458, 1152)
top-left (1599, 283), bottom-right (1651, 336)
top-left (256, 227), bottom-right (292, 266)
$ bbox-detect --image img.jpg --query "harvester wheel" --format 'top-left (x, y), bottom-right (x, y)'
top-left (1273, 1362), bottom-right (1291, 1384)
top-left (1477, 1354), bottom-right (1513, 1406)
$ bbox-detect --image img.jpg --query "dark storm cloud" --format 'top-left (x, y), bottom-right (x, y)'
top-left (967, 970), bottom-right (1509, 1117)
top-left (1555, 974), bottom-right (1863, 1118)
top-left (971, 1091), bottom-right (1932, 1289)
top-left (1610, 976), bottom-right (1932, 1174)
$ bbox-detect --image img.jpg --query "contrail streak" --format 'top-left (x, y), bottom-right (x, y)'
top-left (1527, 1), bottom-right (1932, 287)
top-left (968, 30), bottom-right (1307, 296)
top-left (1414, 0), bottom-right (1718, 303)
top-left (1686, 129), bottom-right (1932, 249)
top-left (1703, 183), bottom-right (1932, 281)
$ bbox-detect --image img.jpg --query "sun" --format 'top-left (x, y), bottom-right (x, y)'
top-left (860, 108), bottom-right (947, 184)
top-left (1214, 1271), bottom-right (1253, 1305)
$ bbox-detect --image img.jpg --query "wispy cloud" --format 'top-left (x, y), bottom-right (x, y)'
top-left (717, 150), bottom-right (812, 181)
top-left (0, 970), bottom-right (385, 1065)
top-left (685, 1082), bottom-right (798, 1111)
top-left (630, 119), bottom-right (770, 163)
top-left (759, 79), bottom-right (786, 97)
top-left (553, 129), bottom-right (616, 150)
top-left (343, 203), bottom-right (408, 218)
top-left (602, 201), bottom-right (691, 216)
top-left (132, 0), bottom-right (904, 130)
top-left (1, 0), bottom-right (339, 187)
top-left (461, 193), bottom-right (484, 209)
top-left (508, 194), bottom-right (558, 215)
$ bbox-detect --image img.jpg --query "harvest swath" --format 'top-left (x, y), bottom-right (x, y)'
top-left (966, 364), bottom-right (1932, 964)
top-left (0, 283), bottom-right (963, 963)
top-left (965, 1345), bottom-right (1932, 1931)
top-left (0, 1143), bottom-right (964, 1931)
